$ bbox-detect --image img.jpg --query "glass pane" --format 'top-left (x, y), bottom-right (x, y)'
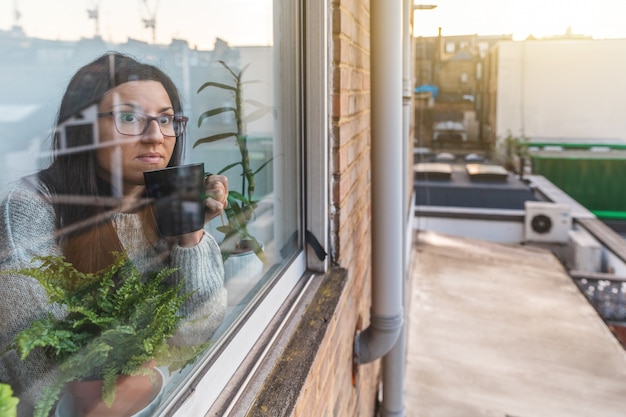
top-left (0, 1), bottom-right (301, 416)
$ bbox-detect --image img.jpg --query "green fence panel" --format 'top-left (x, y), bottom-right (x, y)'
top-left (531, 154), bottom-right (626, 215)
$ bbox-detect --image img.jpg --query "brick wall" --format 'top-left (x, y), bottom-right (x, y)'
top-left (291, 0), bottom-right (378, 416)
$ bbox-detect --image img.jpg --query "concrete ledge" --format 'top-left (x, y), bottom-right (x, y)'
top-left (577, 217), bottom-right (626, 264)
top-left (243, 267), bottom-right (347, 416)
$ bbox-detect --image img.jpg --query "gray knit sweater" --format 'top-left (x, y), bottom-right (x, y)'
top-left (0, 176), bottom-right (226, 416)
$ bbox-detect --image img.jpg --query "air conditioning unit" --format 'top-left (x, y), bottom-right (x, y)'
top-left (567, 229), bottom-right (602, 272)
top-left (524, 201), bottom-right (572, 243)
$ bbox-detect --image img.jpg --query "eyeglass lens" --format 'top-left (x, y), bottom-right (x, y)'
top-left (114, 112), bottom-right (186, 136)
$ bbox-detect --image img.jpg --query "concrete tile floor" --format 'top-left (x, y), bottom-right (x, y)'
top-left (405, 230), bottom-right (626, 417)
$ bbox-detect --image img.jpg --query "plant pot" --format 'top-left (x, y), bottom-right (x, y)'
top-left (58, 364), bottom-right (164, 417)
top-left (223, 246), bottom-right (264, 306)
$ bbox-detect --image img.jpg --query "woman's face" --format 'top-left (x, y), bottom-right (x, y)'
top-left (96, 80), bottom-right (177, 196)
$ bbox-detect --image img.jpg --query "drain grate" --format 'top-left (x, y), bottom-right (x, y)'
top-left (573, 277), bottom-right (626, 322)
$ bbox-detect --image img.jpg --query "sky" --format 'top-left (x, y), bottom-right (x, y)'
top-left (0, 0), bottom-right (273, 49)
top-left (1, 0), bottom-right (625, 48)
top-left (413, 0), bottom-right (626, 40)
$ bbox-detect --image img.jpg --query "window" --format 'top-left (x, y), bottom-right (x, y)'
top-left (0, 1), bottom-right (306, 415)
top-left (478, 41), bottom-right (489, 58)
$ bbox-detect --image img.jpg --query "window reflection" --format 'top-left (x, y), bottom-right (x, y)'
top-left (0, 1), bottom-right (300, 415)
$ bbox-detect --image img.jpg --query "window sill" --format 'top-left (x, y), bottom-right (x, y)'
top-left (208, 267), bottom-right (348, 416)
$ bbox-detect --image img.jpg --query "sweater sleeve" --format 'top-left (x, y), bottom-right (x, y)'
top-left (167, 230), bottom-right (227, 346)
top-left (0, 178), bottom-right (63, 417)
top-left (0, 178), bottom-right (60, 269)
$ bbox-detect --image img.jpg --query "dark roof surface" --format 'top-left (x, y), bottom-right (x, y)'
top-left (414, 163), bottom-right (537, 209)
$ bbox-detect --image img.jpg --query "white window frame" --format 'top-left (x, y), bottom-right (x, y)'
top-left (158, 0), bottom-right (329, 415)
top-left (164, 253), bottom-right (306, 416)
top-left (305, 0), bottom-right (330, 273)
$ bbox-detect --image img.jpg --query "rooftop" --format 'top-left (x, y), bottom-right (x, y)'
top-left (414, 162), bottom-right (536, 210)
top-left (405, 230), bottom-right (626, 417)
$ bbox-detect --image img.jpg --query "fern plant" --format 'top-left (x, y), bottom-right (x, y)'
top-left (196, 60), bottom-right (273, 263)
top-left (8, 252), bottom-right (197, 417)
top-left (0, 383), bottom-right (19, 417)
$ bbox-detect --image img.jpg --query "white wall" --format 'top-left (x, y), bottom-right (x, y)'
top-left (414, 216), bottom-right (525, 244)
top-left (495, 39), bottom-right (626, 143)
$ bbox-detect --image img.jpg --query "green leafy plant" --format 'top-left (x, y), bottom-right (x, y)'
top-left (496, 130), bottom-right (530, 179)
top-left (196, 60), bottom-right (273, 263)
top-left (7, 253), bottom-right (200, 417)
top-left (0, 383), bottom-right (19, 417)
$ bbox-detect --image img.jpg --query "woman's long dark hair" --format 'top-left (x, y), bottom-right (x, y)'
top-left (39, 52), bottom-right (185, 273)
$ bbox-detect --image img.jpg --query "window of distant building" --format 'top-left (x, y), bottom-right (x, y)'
top-left (478, 41), bottom-right (489, 57)
top-left (476, 62), bottom-right (483, 80)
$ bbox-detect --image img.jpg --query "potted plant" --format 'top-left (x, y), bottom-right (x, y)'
top-left (0, 383), bottom-right (19, 417)
top-left (7, 252), bottom-right (201, 417)
top-left (195, 60), bottom-right (273, 264)
top-left (496, 130), bottom-right (530, 179)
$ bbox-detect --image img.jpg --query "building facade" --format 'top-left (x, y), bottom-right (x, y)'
top-left (484, 38), bottom-right (626, 148)
top-left (414, 32), bottom-right (511, 148)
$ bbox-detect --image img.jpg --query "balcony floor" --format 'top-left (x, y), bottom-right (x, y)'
top-left (405, 230), bottom-right (626, 417)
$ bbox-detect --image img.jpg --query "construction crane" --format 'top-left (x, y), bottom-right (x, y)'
top-left (12, 0), bottom-right (21, 27)
top-left (140, 0), bottom-right (160, 43)
top-left (86, 0), bottom-right (101, 38)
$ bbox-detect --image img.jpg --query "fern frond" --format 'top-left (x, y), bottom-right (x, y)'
top-left (9, 251), bottom-right (204, 414)
top-left (102, 367), bottom-right (119, 407)
top-left (33, 380), bottom-right (66, 417)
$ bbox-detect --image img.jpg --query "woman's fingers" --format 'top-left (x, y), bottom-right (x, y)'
top-left (205, 174), bottom-right (228, 207)
top-left (204, 174), bottom-right (228, 221)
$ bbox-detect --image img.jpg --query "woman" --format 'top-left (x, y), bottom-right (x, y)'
top-left (0, 52), bottom-right (228, 415)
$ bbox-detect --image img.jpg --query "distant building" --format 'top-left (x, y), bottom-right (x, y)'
top-left (413, 30), bottom-right (512, 149)
top-left (483, 38), bottom-right (626, 149)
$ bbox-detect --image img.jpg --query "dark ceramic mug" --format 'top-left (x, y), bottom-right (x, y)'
top-left (144, 163), bottom-right (206, 237)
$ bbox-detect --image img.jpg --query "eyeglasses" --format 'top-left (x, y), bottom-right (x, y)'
top-left (97, 111), bottom-right (188, 137)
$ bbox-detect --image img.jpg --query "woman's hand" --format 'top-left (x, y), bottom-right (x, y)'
top-left (204, 174), bottom-right (229, 222)
top-left (177, 174), bottom-right (228, 248)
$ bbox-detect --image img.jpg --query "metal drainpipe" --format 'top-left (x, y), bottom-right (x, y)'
top-left (375, 1), bottom-right (414, 415)
top-left (354, 0), bottom-right (404, 399)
